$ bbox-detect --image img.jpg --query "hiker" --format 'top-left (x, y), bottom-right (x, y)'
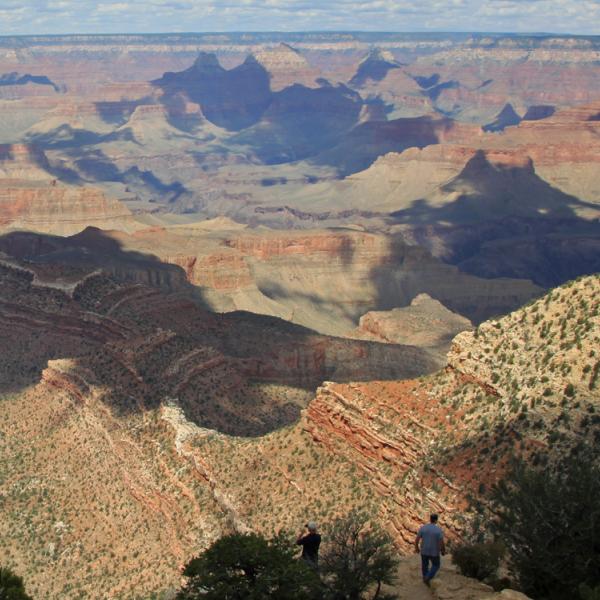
top-left (297, 521), bottom-right (321, 569)
top-left (415, 513), bottom-right (445, 585)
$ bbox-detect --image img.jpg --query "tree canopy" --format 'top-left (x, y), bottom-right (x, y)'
top-left (176, 532), bottom-right (321, 599)
top-left (319, 511), bottom-right (398, 600)
top-left (489, 453), bottom-right (600, 599)
top-left (0, 567), bottom-right (32, 600)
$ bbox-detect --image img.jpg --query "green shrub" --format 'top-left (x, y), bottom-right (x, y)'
top-left (452, 541), bottom-right (505, 581)
top-left (321, 511), bottom-right (399, 600)
top-left (580, 584), bottom-right (600, 600)
top-left (490, 453), bottom-right (600, 599)
top-left (176, 532), bottom-right (321, 599)
top-left (0, 567), bottom-right (32, 600)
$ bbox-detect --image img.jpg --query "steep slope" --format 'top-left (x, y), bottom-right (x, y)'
top-left (0, 143), bottom-right (150, 236)
top-left (0, 260), bottom-right (596, 598)
top-left (0, 183), bottom-right (142, 235)
top-left (0, 256), bottom-right (438, 430)
top-left (482, 103), bottom-right (521, 132)
top-left (232, 81), bottom-right (363, 165)
top-left (184, 274), bottom-right (600, 560)
top-left (396, 150), bottom-right (590, 224)
top-left (203, 276), bottom-right (600, 551)
top-left (348, 49), bottom-right (432, 119)
top-left (409, 37), bottom-right (600, 122)
top-left (349, 48), bottom-right (401, 87)
top-left (0, 143), bottom-right (54, 180)
top-left (354, 293), bottom-right (472, 358)
top-left (0, 253), bottom-right (438, 599)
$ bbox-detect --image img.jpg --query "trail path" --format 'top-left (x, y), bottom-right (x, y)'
top-left (387, 554), bottom-right (529, 600)
top-left (391, 554), bottom-right (435, 600)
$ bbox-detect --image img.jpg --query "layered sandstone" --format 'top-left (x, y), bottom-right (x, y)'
top-left (0, 259), bottom-right (596, 599)
top-left (355, 293), bottom-right (472, 356)
top-left (0, 184), bottom-right (142, 235)
top-left (0, 143), bottom-right (53, 179)
top-left (1, 227), bottom-right (538, 337)
top-left (254, 43), bottom-right (319, 90)
top-left (296, 274), bottom-right (599, 550)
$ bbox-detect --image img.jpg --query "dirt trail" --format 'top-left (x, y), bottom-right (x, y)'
top-left (389, 554), bottom-right (436, 600)
top-left (389, 554), bottom-right (511, 600)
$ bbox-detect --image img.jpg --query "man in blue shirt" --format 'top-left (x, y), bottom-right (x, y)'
top-left (414, 513), bottom-right (445, 585)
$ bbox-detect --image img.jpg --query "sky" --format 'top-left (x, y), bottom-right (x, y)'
top-left (0, 0), bottom-right (599, 36)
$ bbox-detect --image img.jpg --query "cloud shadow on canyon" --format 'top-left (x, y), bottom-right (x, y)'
top-left (0, 227), bottom-right (437, 437)
top-left (310, 115), bottom-right (446, 176)
top-left (385, 151), bottom-right (600, 290)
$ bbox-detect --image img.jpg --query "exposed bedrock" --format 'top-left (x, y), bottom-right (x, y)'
top-left (354, 293), bottom-right (473, 357)
top-left (0, 184), bottom-right (141, 235)
top-left (0, 227), bottom-right (540, 338)
top-left (0, 257), bottom-right (439, 437)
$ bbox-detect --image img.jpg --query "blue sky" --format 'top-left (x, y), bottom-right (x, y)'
top-left (0, 1), bottom-right (599, 36)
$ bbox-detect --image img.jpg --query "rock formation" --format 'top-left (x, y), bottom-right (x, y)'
top-left (0, 246), bottom-right (596, 599)
top-left (354, 293), bottom-right (472, 357)
top-left (0, 33), bottom-right (599, 599)
top-left (349, 48), bottom-right (401, 87)
top-left (0, 227), bottom-right (541, 336)
top-left (254, 43), bottom-right (319, 90)
top-left (482, 103), bottom-right (521, 132)
top-left (0, 183), bottom-right (141, 235)
top-left (154, 52), bottom-right (273, 131)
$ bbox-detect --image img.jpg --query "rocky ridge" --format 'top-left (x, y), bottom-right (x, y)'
top-left (0, 268), bottom-right (596, 599)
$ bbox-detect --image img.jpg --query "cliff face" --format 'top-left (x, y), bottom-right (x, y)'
top-left (0, 143), bottom-right (146, 235)
top-left (0, 227), bottom-right (541, 338)
top-left (0, 255), bottom-right (438, 435)
top-left (410, 44), bottom-right (600, 121)
top-left (254, 43), bottom-right (319, 91)
top-left (1, 257), bottom-right (597, 599)
top-left (295, 275), bottom-right (600, 548)
top-left (0, 184), bottom-right (141, 235)
top-left (0, 143), bottom-right (53, 179)
top-left (217, 229), bottom-right (540, 329)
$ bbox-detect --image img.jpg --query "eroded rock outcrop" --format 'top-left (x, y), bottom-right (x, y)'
top-left (0, 184), bottom-right (141, 235)
top-left (355, 293), bottom-right (472, 356)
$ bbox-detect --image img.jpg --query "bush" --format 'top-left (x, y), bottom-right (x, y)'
top-left (0, 567), bottom-right (32, 600)
top-left (580, 584), bottom-right (600, 600)
top-left (177, 515), bottom-right (400, 600)
top-left (320, 511), bottom-right (399, 600)
top-left (489, 453), bottom-right (600, 600)
top-left (176, 532), bottom-right (321, 599)
top-left (452, 542), bottom-right (505, 582)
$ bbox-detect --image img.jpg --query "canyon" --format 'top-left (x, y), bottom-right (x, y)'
top-left (1, 258), bottom-right (597, 598)
top-left (0, 32), bottom-right (599, 599)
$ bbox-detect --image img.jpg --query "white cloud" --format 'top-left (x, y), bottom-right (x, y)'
top-left (0, 0), bottom-right (599, 34)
